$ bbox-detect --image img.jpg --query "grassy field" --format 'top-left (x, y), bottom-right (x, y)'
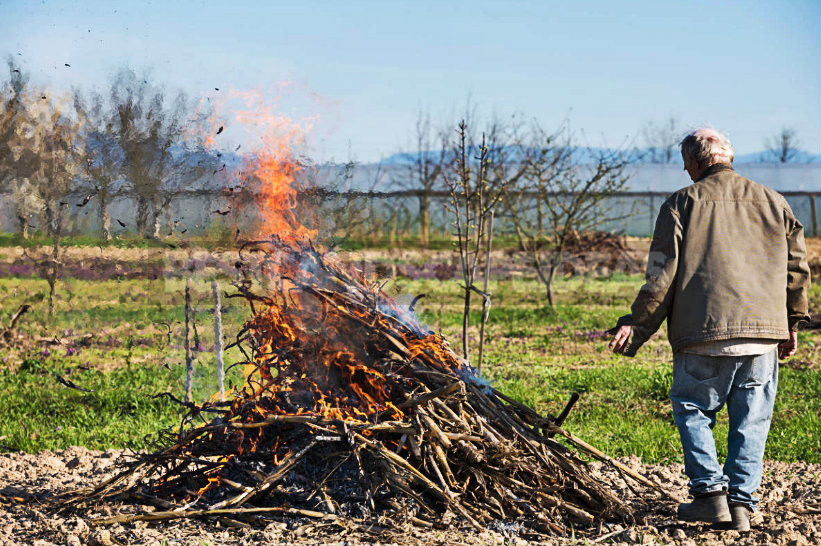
top-left (0, 251), bottom-right (819, 464)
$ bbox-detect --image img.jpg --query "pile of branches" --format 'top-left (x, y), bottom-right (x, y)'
top-left (564, 230), bottom-right (631, 254)
top-left (62, 238), bottom-right (664, 536)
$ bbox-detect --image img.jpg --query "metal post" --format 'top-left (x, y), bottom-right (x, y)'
top-left (212, 280), bottom-right (225, 402)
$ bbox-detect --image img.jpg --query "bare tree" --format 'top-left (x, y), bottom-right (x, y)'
top-left (505, 124), bottom-right (631, 305)
top-left (443, 120), bottom-right (515, 363)
top-left (0, 59), bottom-right (41, 238)
top-left (7, 93), bottom-right (83, 314)
top-left (763, 127), bottom-right (801, 163)
top-left (110, 68), bottom-right (195, 238)
top-left (640, 116), bottom-right (681, 163)
top-left (392, 110), bottom-right (447, 247)
top-left (73, 89), bottom-right (124, 240)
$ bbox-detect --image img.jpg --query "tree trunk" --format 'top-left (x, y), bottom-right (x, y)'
top-left (546, 265), bottom-right (556, 307)
top-left (418, 192), bottom-right (430, 247)
top-left (136, 197), bottom-right (149, 237)
top-left (532, 255), bottom-right (551, 306)
top-left (152, 214), bottom-right (161, 240)
top-left (98, 196), bottom-right (111, 241)
top-left (47, 207), bottom-right (62, 317)
top-left (396, 208), bottom-right (405, 248)
top-left (95, 186), bottom-right (110, 241)
top-left (17, 216), bottom-right (30, 239)
top-left (368, 200), bottom-right (378, 244)
top-left (47, 261), bottom-right (57, 316)
top-left (545, 247), bottom-right (564, 307)
top-left (101, 211), bottom-right (111, 241)
top-left (44, 202), bottom-right (55, 240)
top-left (476, 212), bottom-right (494, 372)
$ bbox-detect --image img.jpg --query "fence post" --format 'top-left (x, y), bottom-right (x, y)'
top-left (184, 278), bottom-right (194, 403)
top-left (810, 194), bottom-right (818, 238)
top-left (212, 280), bottom-right (225, 402)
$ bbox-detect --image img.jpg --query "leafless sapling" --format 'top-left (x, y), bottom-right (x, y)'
top-left (443, 121), bottom-right (513, 365)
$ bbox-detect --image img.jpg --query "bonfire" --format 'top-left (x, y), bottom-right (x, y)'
top-left (60, 97), bottom-right (672, 538)
top-left (60, 234), bottom-right (679, 536)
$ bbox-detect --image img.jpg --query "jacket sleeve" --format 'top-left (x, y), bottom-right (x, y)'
top-left (784, 208), bottom-right (811, 331)
top-left (617, 200), bottom-right (683, 356)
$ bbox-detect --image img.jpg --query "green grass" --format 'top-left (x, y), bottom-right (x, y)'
top-left (1, 256), bottom-right (819, 464)
top-left (0, 232), bottom-right (172, 249)
top-left (0, 348), bottom-right (248, 452)
top-left (1, 354), bottom-right (179, 451)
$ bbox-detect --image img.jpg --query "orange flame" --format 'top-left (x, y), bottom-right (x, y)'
top-left (192, 90), bottom-right (470, 440)
top-left (200, 88), bottom-right (317, 243)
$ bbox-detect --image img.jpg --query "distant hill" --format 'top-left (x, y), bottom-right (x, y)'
top-left (380, 146), bottom-right (642, 166)
top-left (93, 141), bottom-right (813, 194)
top-left (734, 150), bottom-right (821, 164)
top-left (381, 146), bottom-right (821, 166)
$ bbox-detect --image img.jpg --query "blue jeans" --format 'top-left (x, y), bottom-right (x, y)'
top-left (669, 349), bottom-right (778, 509)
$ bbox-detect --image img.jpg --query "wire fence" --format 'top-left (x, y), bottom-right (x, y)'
top-left (0, 188), bottom-right (818, 240)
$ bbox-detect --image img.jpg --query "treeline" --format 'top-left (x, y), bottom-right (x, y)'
top-left (0, 60), bottom-right (220, 241)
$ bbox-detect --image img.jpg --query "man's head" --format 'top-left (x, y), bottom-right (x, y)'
top-left (680, 128), bottom-right (734, 182)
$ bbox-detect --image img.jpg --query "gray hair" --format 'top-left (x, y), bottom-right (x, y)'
top-left (679, 128), bottom-right (734, 166)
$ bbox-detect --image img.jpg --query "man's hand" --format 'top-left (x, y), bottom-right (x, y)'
top-left (778, 331), bottom-right (798, 360)
top-left (608, 324), bottom-right (632, 354)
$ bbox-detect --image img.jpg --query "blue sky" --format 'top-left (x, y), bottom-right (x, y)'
top-left (2, 0), bottom-right (819, 162)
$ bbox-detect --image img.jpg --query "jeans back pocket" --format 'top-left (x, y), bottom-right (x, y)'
top-left (683, 354), bottom-right (723, 382)
top-left (736, 351), bottom-right (776, 388)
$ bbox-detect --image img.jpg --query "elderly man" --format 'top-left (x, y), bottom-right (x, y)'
top-left (608, 128), bottom-right (811, 531)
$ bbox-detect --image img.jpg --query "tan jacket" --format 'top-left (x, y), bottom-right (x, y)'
top-left (619, 164), bottom-right (811, 356)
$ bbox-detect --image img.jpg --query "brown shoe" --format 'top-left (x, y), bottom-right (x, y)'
top-left (728, 503), bottom-right (751, 532)
top-left (712, 503), bottom-right (752, 531)
top-left (677, 491), bottom-right (731, 524)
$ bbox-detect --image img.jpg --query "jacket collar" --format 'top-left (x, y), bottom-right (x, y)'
top-left (697, 163), bottom-right (734, 182)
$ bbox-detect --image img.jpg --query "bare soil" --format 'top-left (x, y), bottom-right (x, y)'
top-left (1, 447), bottom-right (818, 546)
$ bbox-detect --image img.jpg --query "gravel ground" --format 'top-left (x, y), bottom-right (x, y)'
top-left (1, 447), bottom-right (819, 546)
